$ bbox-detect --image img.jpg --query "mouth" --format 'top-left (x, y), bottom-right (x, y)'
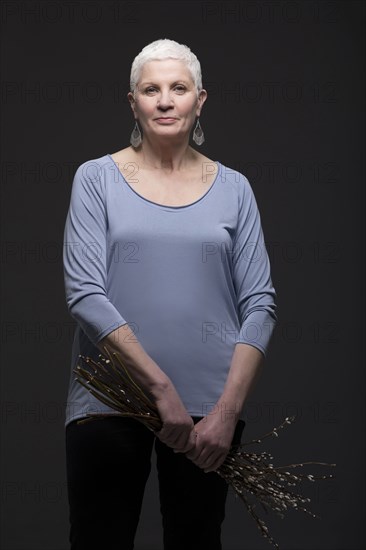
top-left (154, 117), bottom-right (179, 125)
top-left (154, 117), bottom-right (178, 121)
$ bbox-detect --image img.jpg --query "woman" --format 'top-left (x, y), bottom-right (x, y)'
top-left (63, 38), bottom-right (277, 550)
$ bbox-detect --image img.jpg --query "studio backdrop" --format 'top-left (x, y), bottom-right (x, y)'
top-left (0, 1), bottom-right (364, 549)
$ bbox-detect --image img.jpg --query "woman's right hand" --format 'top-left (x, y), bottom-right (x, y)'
top-left (152, 383), bottom-right (197, 453)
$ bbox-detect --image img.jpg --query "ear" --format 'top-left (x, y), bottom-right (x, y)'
top-left (127, 91), bottom-right (137, 116)
top-left (196, 89), bottom-right (208, 117)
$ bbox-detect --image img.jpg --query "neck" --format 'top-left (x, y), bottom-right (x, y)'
top-left (132, 137), bottom-right (199, 173)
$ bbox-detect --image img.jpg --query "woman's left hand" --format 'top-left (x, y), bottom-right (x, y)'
top-left (174, 411), bottom-right (237, 473)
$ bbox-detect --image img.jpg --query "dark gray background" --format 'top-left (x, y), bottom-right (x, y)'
top-left (0, 1), bottom-right (364, 549)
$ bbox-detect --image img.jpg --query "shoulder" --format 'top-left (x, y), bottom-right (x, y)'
top-left (218, 161), bottom-right (252, 198)
top-left (215, 162), bottom-right (260, 223)
top-left (70, 154), bottom-right (112, 201)
top-left (75, 153), bottom-right (111, 179)
top-left (71, 154), bottom-right (117, 197)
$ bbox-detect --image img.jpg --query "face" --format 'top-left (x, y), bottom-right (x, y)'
top-left (128, 59), bottom-right (207, 144)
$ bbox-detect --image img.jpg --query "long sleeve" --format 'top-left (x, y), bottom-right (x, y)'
top-left (231, 175), bottom-right (277, 357)
top-left (62, 161), bottom-right (127, 346)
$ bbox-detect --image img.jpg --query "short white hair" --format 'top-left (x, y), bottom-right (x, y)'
top-left (130, 38), bottom-right (202, 98)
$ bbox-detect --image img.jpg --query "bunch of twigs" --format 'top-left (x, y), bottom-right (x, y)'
top-left (73, 346), bottom-right (336, 549)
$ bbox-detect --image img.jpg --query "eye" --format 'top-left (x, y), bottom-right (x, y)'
top-left (174, 85), bottom-right (186, 92)
top-left (145, 86), bottom-right (156, 94)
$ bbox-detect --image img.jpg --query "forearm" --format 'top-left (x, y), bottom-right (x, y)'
top-left (96, 323), bottom-right (171, 399)
top-left (216, 343), bottom-right (264, 422)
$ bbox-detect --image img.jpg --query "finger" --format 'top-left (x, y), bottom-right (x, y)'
top-left (173, 442), bottom-right (195, 454)
top-left (185, 445), bottom-right (203, 461)
top-left (176, 429), bottom-right (197, 451)
top-left (185, 429), bottom-right (199, 451)
top-left (153, 424), bottom-right (166, 438)
top-left (187, 444), bottom-right (210, 463)
top-left (195, 449), bottom-right (219, 470)
top-left (204, 454), bottom-right (226, 473)
top-left (174, 429), bottom-right (198, 453)
top-left (158, 428), bottom-right (194, 453)
top-left (155, 425), bottom-right (178, 445)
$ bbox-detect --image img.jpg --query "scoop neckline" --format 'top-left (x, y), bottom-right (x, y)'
top-left (106, 153), bottom-right (220, 210)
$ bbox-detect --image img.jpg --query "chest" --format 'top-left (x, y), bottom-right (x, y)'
top-left (112, 157), bottom-right (218, 207)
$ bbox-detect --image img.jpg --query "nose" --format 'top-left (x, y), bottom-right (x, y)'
top-left (157, 88), bottom-right (174, 110)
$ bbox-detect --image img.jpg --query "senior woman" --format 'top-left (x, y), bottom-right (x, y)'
top-left (63, 38), bottom-right (277, 550)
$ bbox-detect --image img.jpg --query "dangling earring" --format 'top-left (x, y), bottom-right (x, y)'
top-left (192, 117), bottom-right (205, 146)
top-left (130, 120), bottom-right (142, 148)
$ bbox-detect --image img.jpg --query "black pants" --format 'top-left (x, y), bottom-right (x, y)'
top-left (65, 415), bottom-right (245, 550)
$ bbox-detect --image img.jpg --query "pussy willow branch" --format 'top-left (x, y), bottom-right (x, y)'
top-left (73, 346), bottom-right (336, 550)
